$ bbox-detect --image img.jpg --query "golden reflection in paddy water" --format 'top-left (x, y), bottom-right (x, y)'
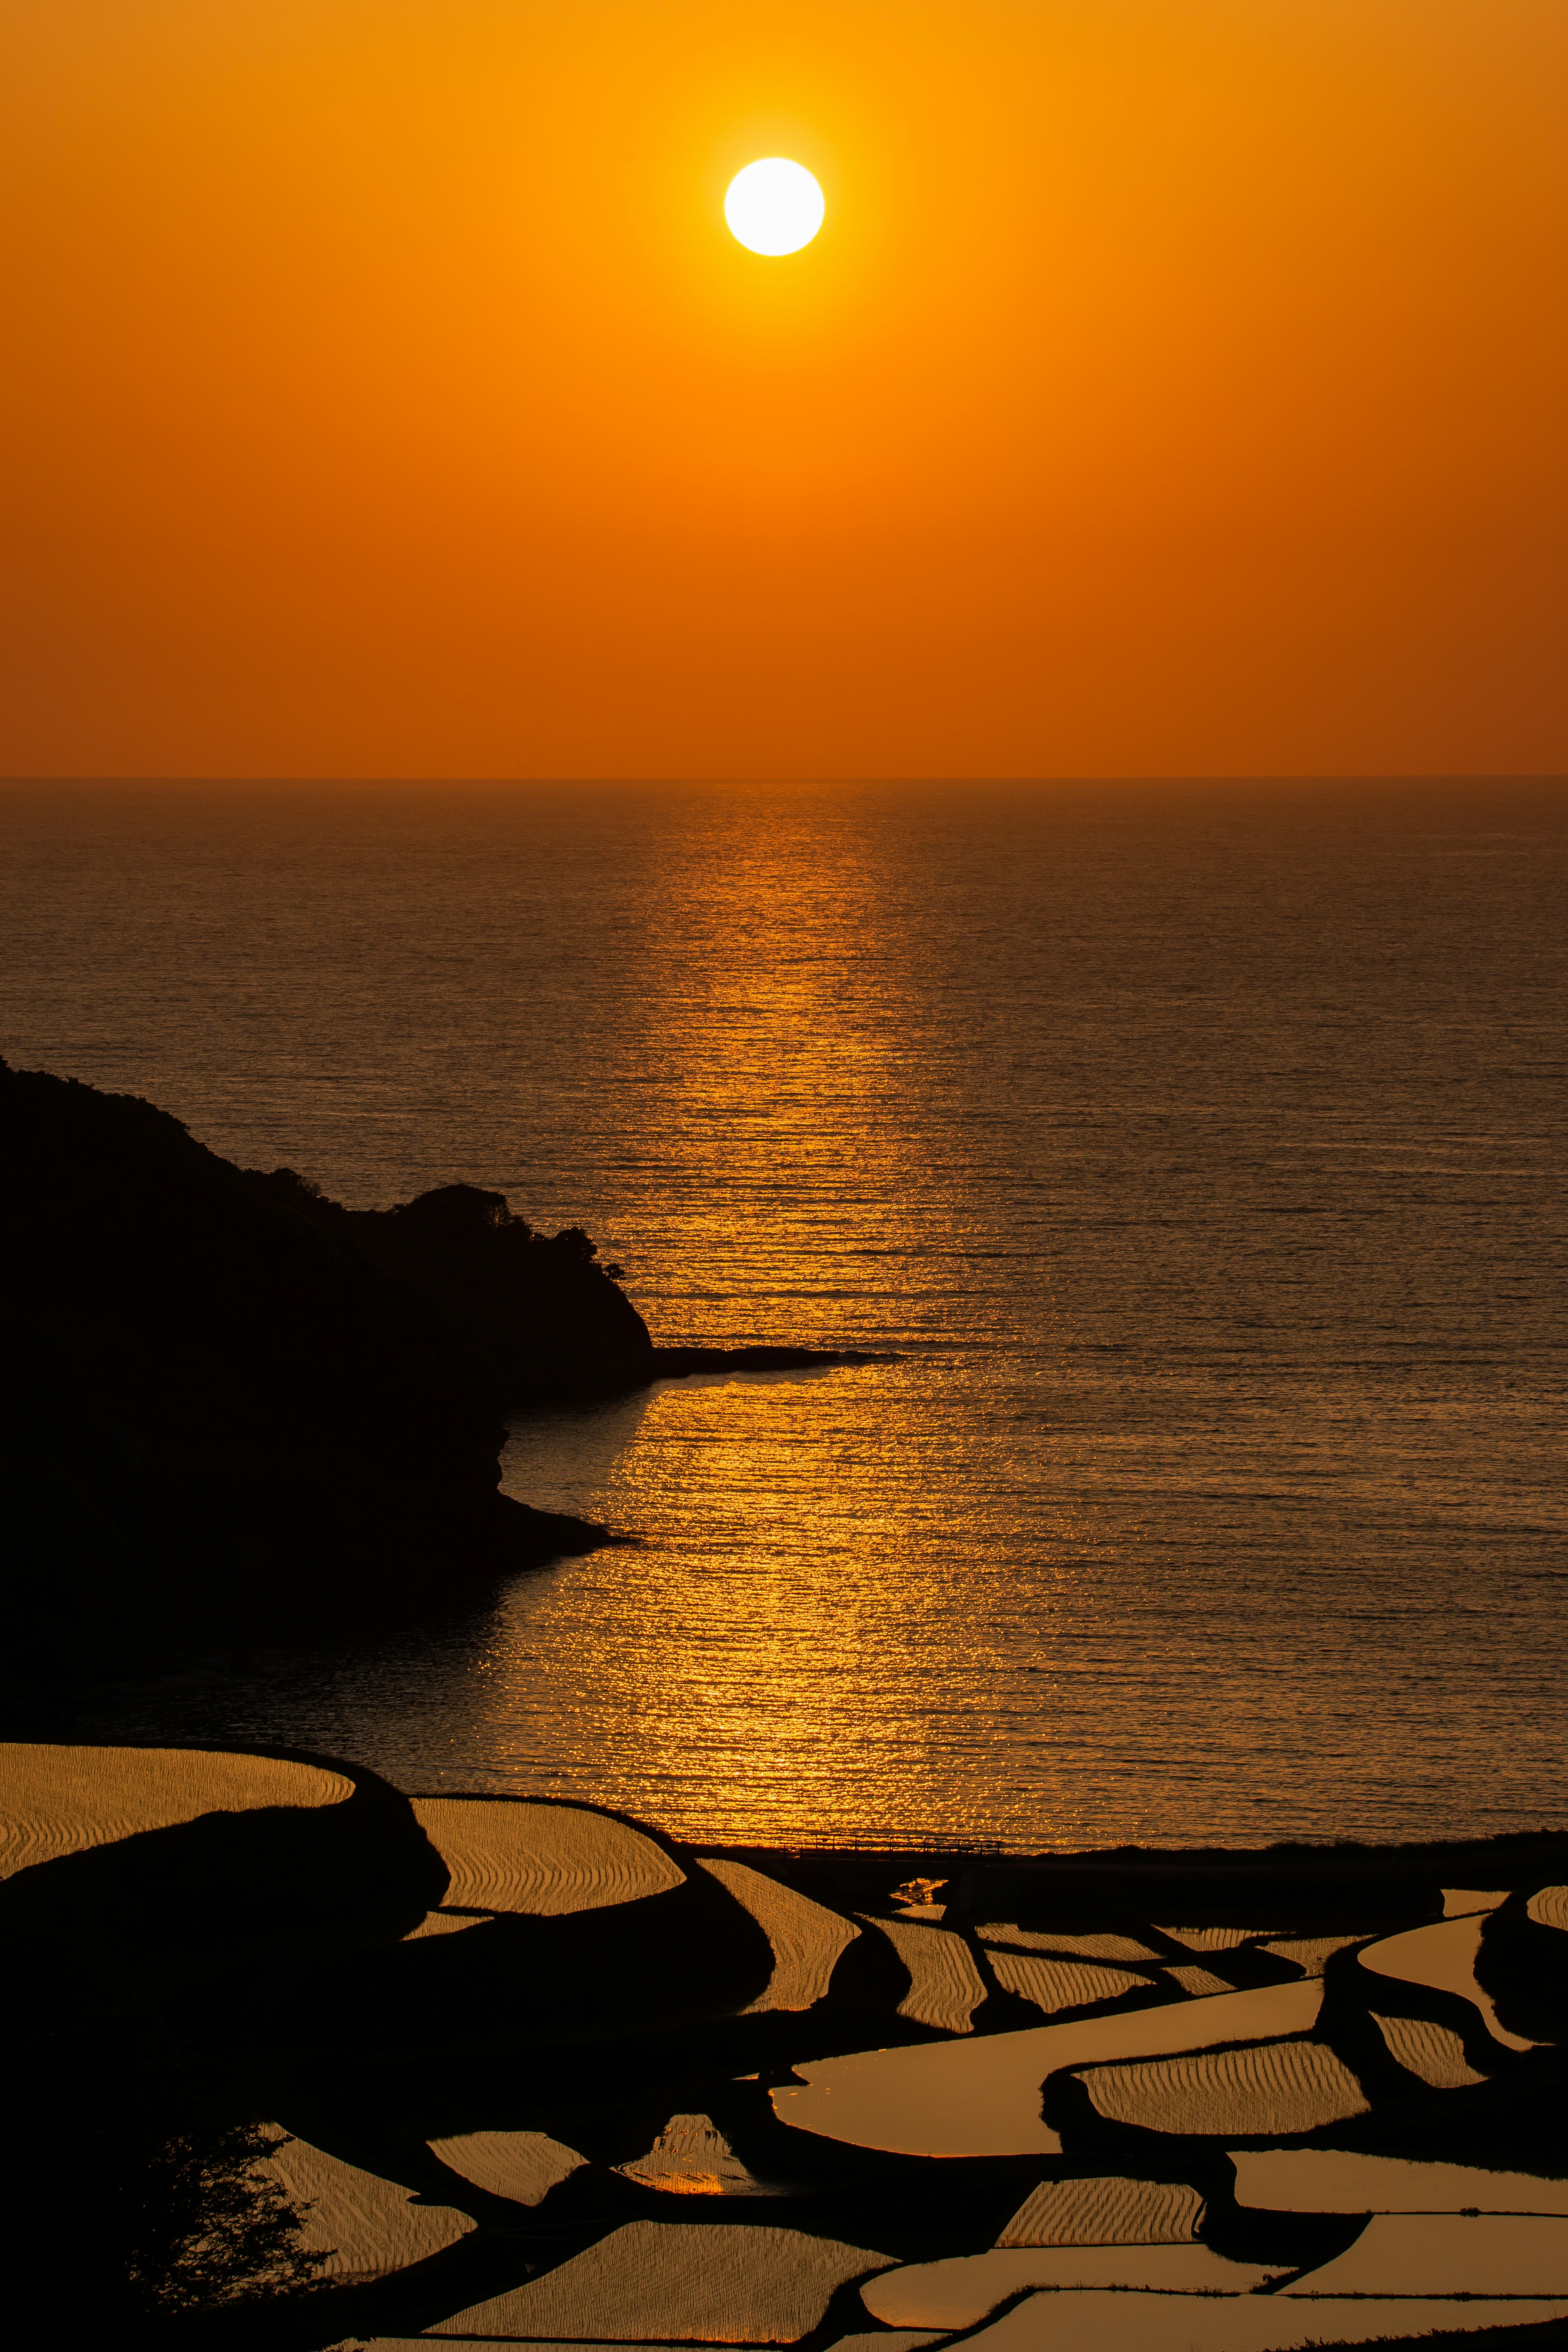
top-left (6, 780), bottom-right (1566, 1848)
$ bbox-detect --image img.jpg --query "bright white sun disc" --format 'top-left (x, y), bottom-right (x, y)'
top-left (724, 158), bottom-right (825, 256)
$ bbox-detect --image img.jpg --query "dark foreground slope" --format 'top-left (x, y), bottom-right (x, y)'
top-left (0, 1062), bottom-right (627, 1693)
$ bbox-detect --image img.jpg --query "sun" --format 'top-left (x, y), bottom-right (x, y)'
top-left (724, 159), bottom-right (825, 257)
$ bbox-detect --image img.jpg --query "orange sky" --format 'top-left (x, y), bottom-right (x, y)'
top-left (2, 0), bottom-right (1564, 778)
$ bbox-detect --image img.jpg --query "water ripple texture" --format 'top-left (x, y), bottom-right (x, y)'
top-left (3, 779), bottom-right (1564, 1850)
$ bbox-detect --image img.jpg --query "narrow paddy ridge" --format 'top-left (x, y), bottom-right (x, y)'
top-left (418, 2222), bottom-right (898, 2342)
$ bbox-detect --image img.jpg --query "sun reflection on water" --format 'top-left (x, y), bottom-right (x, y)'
top-left (29, 782), bottom-right (1568, 1849)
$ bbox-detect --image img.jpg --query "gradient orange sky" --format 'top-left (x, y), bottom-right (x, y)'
top-left (3, 1), bottom-right (1564, 778)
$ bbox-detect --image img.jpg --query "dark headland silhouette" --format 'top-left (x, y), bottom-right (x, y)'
top-left (0, 1060), bottom-right (884, 1704)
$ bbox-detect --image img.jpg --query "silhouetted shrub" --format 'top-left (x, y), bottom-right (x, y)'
top-left (119, 2123), bottom-right (325, 2319)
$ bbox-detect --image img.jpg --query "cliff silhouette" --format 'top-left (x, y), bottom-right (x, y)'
top-left (0, 1062), bottom-right (644, 1695)
top-left (245, 1168), bottom-right (657, 1404)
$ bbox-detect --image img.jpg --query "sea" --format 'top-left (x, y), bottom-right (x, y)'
top-left (3, 778), bottom-right (1565, 1853)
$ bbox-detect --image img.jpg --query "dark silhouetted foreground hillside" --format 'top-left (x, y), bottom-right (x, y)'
top-left (246, 1166), bottom-right (655, 1403)
top-left (0, 1062), bottom-right (652, 1696)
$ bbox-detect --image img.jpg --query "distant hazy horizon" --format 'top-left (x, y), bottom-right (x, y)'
top-left (4, 773), bottom-right (1565, 788)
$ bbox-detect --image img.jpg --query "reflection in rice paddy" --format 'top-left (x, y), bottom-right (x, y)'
top-left (863, 2241), bottom-right (1281, 2325)
top-left (1078, 2037), bottom-right (1369, 2137)
top-left (1154, 1925), bottom-right (1279, 1951)
top-left (1229, 2147), bottom-right (1568, 2214)
top-left (773, 1979), bottom-right (1324, 2155)
top-left (256, 2132), bottom-right (473, 2281)
top-left (616, 2114), bottom-right (788, 2198)
top-left (826, 2335), bottom-right (947, 2352)
top-left (403, 1907), bottom-right (492, 1939)
top-left (0, 1741), bottom-right (351, 1875)
top-left (996, 2175), bottom-right (1205, 2247)
top-left (950, 2290), bottom-right (1568, 2352)
top-left (1372, 2009), bottom-right (1488, 2087)
top-left (987, 1947), bottom-right (1147, 2017)
top-left (977, 1927), bottom-right (1162, 1964)
top-left (1359, 1913), bottom-right (1539, 2051)
top-left (1528, 1883), bottom-right (1568, 1932)
top-left (866, 1913), bottom-right (989, 2034)
top-left (15, 1741), bottom-right (1568, 2345)
top-left (1163, 1961), bottom-right (1232, 1997)
top-left (1258, 1933), bottom-right (1365, 1976)
top-left (410, 1797), bottom-right (685, 1915)
top-left (698, 1859), bottom-right (858, 2011)
top-left (421, 2221), bottom-right (896, 2342)
top-left (428, 2128), bottom-right (584, 2204)
top-left (1279, 2210), bottom-right (1568, 2296)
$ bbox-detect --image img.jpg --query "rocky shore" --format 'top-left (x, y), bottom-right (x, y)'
top-left (1, 1061), bottom-right (884, 1713)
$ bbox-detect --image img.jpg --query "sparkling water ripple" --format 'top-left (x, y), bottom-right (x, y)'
top-left (3, 778), bottom-right (1564, 1848)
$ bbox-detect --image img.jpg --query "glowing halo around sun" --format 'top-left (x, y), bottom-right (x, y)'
top-left (724, 158), bottom-right (825, 256)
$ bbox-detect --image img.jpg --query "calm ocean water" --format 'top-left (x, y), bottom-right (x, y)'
top-left (3, 779), bottom-right (1565, 1851)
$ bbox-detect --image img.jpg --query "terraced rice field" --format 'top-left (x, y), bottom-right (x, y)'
top-left (1259, 1933), bottom-right (1364, 1975)
top-left (421, 2221), bottom-right (895, 2341)
top-left (0, 1741), bottom-right (351, 1875)
top-left (1528, 1883), bottom-right (1568, 1931)
top-left (23, 1742), bottom-right (1568, 2351)
top-left (861, 2242), bottom-right (1281, 2325)
top-left (996, 2175), bottom-right (1205, 2247)
top-left (1359, 1913), bottom-right (1538, 2051)
top-left (1154, 1925), bottom-right (1276, 1951)
top-left (1162, 1961), bottom-right (1232, 1997)
top-left (1279, 2210), bottom-right (1568, 2296)
top-left (823, 2334), bottom-right (946, 2352)
top-left (1372, 2009), bottom-right (1488, 2087)
top-left (943, 2290), bottom-right (1568, 2352)
top-left (616, 2113), bottom-right (784, 2197)
top-left (773, 1978), bottom-right (1324, 2156)
top-left (410, 1797), bottom-right (686, 1914)
top-left (1229, 2147), bottom-right (1568, 2214)
top-left (977, 1927), bottom-right (1161, 1964)
top-left (986, 1948), bottom-right (1145, 2017)
top-left (256, 2133), bottom-right (474, 2280)
top-left (1078, 2036), bottom-right (1368, 2137)
top-left (403, 1908), bottom-right (491, 1939)
top-left (428, 2129), bottom-right (584, 2204)
top-left (867, 1914), bottom-right (989, 2033)
top-left (699, 1859), bottom-right (858, 2010)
